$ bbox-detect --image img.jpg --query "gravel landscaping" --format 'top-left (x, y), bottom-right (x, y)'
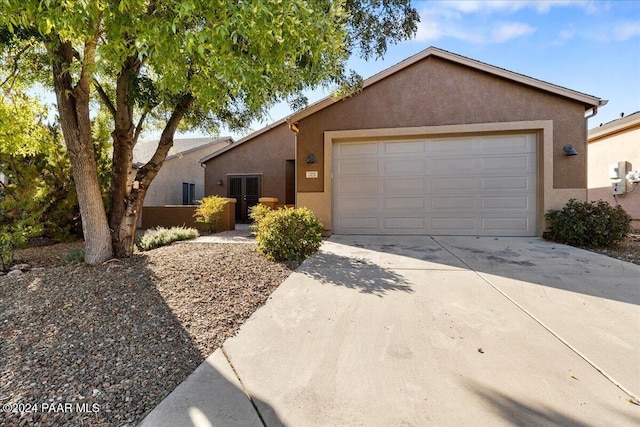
top-left (590, 230), bottom-right (640, 265)
top-left (1, 241), bottom-right (295, 426)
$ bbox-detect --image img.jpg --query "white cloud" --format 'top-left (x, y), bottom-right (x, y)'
top-left (415, 16), bottom-right (444, 42)
top-left (552, 28), bottom-right (575, 45)
top-left (491, 22), bottom-right (537, 42)
top-left (414, 7), bottom-right (536, 44)
top-left (612, 21), bottom-right (640, 41)
top-left (439, 0), bottom-right (600, 15)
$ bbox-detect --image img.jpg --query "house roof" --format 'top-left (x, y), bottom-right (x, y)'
top-left (199, 119), bottom-right (288, 164)
top-left (588, 111), bottom-right (640, 142)
top-left (134, 136), bottom-right (233, 167)
top-left (287, 46), bottom-right (607, 123)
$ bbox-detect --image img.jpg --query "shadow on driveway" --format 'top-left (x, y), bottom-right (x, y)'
top-left (465, 380), bottom-right (594, 427)
top-left (298, 251), bottom-right (413, 297)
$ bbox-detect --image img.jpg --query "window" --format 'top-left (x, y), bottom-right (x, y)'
top-left (182, 182), bottom-right (195, 205)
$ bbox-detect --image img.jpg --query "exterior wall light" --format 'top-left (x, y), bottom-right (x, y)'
top-left (217, 179), bottom-right (223, 185)
top-left (563, 145), bottom-right (578, 156)
top-left (306, 153), bottom-right (315, 164)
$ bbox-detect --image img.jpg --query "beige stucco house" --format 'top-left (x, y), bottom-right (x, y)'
top-left (202, 46), bottom-right (607, 236)
top-left (135, 137), bottom-right (233, 207)
top-left (588, 112), bottom-right (640, 228)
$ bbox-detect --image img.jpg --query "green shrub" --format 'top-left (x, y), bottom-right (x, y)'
top-left (136, 226), bottom-right (199, 252)
top-left (544, 199), bottom-right (631, 248)
top-left (0, 197), bottom-right (43, 271)
top-left (249, 203), bottom-right (273, 229)
top-left (253, 207), bottom-right (323, 262)
top-left (194, 196), bottom-right (228, 233)
top-left (59, 248), bottom-right (85, 266)
top-left (0, 233), bottom-right (18, 272)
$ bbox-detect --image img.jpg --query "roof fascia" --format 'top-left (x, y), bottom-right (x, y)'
top-left (165, 137), bottom-right (233, 162)
top-left (588, 114), bottom-right (640, 141)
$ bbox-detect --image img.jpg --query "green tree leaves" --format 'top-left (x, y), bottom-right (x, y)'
top-left (0, 0), bottom-right (418, 263)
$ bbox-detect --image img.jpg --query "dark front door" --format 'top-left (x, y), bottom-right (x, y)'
top-left (228, 175), bottom-right (261, 222)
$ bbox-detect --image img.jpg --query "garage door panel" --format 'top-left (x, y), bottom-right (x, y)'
top-left (338, 159), bottom-right (379, 175)
top-left (384, 197), bottom-right (426, 209)
top-left (481, 196), bottom-right (532, 210)
top-left (482, 217), bottom-right (531, 232)
top-left (482, 176), bottom-right (531, 191)
top-left (385, 178), bottom-right (426, 192)
top-left (338, 217), bottom-right (379, 231)
top-left (430, 157), bottom-right (477, 172)
top-left (333, 133), bottom-right (537, 236)
top-left (431, 217), bottom-right (477, 231)
top-left (432, 177), bottom-right (477, 191)
top-left (338, 142), bottom-right (379, 156)
top-left (383, 140), bottom-right (425, 154)
top-left (431, 197), bottom-right (475, 210)
top-left (385, 159), bottom-right (424, 174)
top-left (338, 197), bottom-right (378, 211)
top-left (338, 177), bottom-right (379, 194)
top-left (476, 135), bottom-right (535, 154)
top-left (481, 155), bottom-right (532, 171)
top-left (385, 217), bottom-right (425, 229)
top-left (429, 138), bottom-right (475, 154)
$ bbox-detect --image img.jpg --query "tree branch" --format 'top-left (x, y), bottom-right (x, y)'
top-left (0, 43), bottom-right (31, 88)
top-left (93, 79), bottom-right (116, 119)
top-left (136, 93), bottom-right (194, 183)
top-left (133, 111), bottom-right (148, 146)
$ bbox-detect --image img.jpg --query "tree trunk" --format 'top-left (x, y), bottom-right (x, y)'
top-left (108, 89), bottom-right (195, 258)
top-left (50, 38), bottom-right (113, 265)
top-left (107, 53), bottom-right (148, 259)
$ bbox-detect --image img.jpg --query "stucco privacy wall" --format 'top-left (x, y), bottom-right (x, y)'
top-left (588, 115), bottom-right (640, 228)
top-left (203, 122), bottom-right (295, 203)
top-left (295, 55), bottom-right (593, 235)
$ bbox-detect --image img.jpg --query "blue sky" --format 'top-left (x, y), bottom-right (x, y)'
top-left (207, 0), bottom-right (640, 141)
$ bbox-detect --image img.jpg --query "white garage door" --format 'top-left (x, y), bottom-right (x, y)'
top-left (333, 133), bottom-right (537, 236)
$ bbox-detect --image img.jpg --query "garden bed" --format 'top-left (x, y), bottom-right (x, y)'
top-left (1, 242), bottom-right (294, 426)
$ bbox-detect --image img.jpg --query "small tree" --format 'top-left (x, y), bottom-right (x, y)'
top-left (194, 196), bottom-right (228, 233)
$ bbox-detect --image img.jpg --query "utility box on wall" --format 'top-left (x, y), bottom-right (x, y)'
top-left (609, 161), bottom-right (632, 195)
top-left (612, 181), bottom-right (625, 195)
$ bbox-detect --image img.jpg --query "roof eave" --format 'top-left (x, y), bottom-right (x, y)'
top-left (588, 113), bottom-right (640, 141)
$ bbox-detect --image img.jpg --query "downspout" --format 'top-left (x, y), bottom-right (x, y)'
top-left (583, 103), bottom-right (604, 203)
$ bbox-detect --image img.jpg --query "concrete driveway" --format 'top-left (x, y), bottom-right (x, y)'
top-left (141, 235), bottom-right (640, 426)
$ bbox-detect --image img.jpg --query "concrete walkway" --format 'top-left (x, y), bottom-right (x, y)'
top-left (140, 235), bottom-right (640, 426)
top-left (180, 224), bottom-right (255, 244)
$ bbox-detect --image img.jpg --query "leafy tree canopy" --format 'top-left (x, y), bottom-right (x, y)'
top-left (0, 0), bottom-right (418, 263)
top-left (1, 0), bottom-right (356, 132)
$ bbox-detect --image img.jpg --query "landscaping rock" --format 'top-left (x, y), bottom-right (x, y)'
top-left (1, 242), bottom-right (295, 427)
top-left (10, 263), bottom-right (30, 271)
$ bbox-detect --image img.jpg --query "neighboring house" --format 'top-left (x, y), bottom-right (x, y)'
top-left (588, 112), bottom-right (640, 228)
top-left (201, 121), bottom-right (295, 222)
top-left (203, 46), bottom-right (606, 237)
top-left (134, 136), bottom-right (233, 206)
